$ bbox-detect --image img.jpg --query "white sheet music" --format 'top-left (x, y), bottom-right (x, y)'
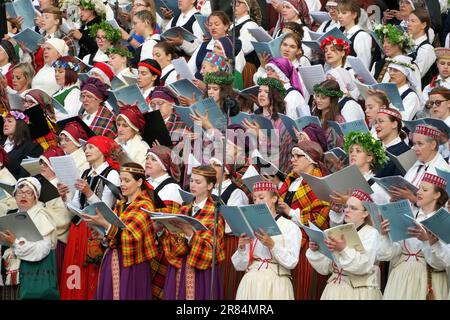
top-left (172, 58), bottom-right (195, 80)
top-left (49, 155), bottom-right (80, 194)
top-left (247, 27), bottom-right (273, 42)
top-left (347, 56), bottom-right (377, 85)
top-left (298, 65), bottom-right (326, 96)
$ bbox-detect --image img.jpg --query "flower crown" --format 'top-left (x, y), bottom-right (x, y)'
top-left (52, 60), bottom-right (80, 72)
top-left (204, 72), bottom-right (234, 85)
top-left (105, 46), bottom-right (133, 59)
top-left (204, 52), bottom-right (229, 72)
top-left (4, 111), bottom-right (30, 124)
top-left (313, 84), bottom-right (344, 98)
top-left (320, 36), bottom-right (350, 56)
top-left (374, 24), bottom-right (414, 52)
top-left (61, 0), bottom-right (106, 17)
top-left (257, 77), bottom-right (287, 97)
top-left (386, 57), bottom-right (416, 70)
top-left (343, 131), bottom-right (389, 170)
top-left (89, 20), bottom-right (122, 45)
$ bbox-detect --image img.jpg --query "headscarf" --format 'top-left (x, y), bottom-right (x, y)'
top-left (14, 177), bottom-right (41, 199)
top-left (61, 121), bottom-right (89, 147)
top-left (266, 57), bottom-right (304, 96)
top-left (302, 123), bottom-right (328, 152)
top-left (25, 89), bottom-right (56, 122)
top-left (80, 77), bottom-right (109, 102)
top-left (40, 146), bottom-right (65, 169)
top-left (146, 145), bottom-right (181, 182)
top-left (85, 136), bottom-right (121, 170)
top-left (117, 104), bottom-right (145, 134)
top-left (291, 140), bottom-right (327, 173)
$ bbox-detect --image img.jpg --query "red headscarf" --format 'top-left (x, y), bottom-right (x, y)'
top-left (146, 145), bottom-right (181, 182)
top-left (86, 136), bottom-right (120, 170)
top-left (118, 104), bottom-right (145, 134)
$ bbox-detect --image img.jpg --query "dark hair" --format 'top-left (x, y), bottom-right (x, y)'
top-left (139, 58), bottom-right (161, 86)
top-left (192, 165), bottom-right (217, 186)
top-left (0, 40), bottom-right (19, 65)
top-left (42, 6), bottom-right (63, 27)
top-left (312, 79), bottom-right (341, 130)
top-left (255, 83), bottom-right (286, 121)
top-left (203, 71), bottom-right (236, 109)
top-left (378, 108), bottom-right (407, 140)
top-left (283, 22), bottom-right (304, 39)
top-left (55, 56), bottom-right (78, 86)
top-left (410, 9), bottom-right (431, 34)
top-left (153, 41), bottom-right (178, 61)
top-left (429, 86), bottom-right (450, 100)
top-left (7, 113), bottom-right (31, 146)
top-left (271, 190), bottom-right (291, 219)
top-left (338, 0), bottom-right (361, 24)
top-left (121, 162), bottom-right (148, 190)
top-left (208, 11), bottom-right (231, 33)
top-left (434, 185), bottom-right (449, 211)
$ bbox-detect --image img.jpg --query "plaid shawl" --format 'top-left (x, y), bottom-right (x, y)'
top-left (278, 168), bottom-right (330, 247)
top-left (107, 189), bottom-right (157, 267)
top-left (90, 106), bottom-right (117, 139)
top-left (161, 196), bottom-right (225, 270)
top-left (166, 111), bottom-right (189, 146)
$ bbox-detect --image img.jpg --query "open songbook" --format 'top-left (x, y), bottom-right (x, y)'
top-left (20, 157), bottom-right (41, 176)
top-left (386, 149), bottom-right (417, 176)
top-left (251, 34), bottom-right (286, 61)
top-left (355, 80), bottom-right (405, 111)
top-left (362, 199), bottom-right (416, 242)
top-left (372, 176), bottom-right (418, 197)
top-left (279, 114), bottom-right (321, 141)
top-left (302, 27), bottom-right (351, 52)
top-left (404, 208), bottom-right (450, 244)
top-left (0, 212), bottom-right (44, 246)
top-left (328, 119), bottom-right (369, 136)
top-left (142, 209), bottom-right (208, 234)
top-left (221, 204), bottom-right (282, 239)
top-left (299, 221), bottom-right (364, 264)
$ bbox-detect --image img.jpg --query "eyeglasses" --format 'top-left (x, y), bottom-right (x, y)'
top-left (96, 36), bottom-right (107, 41)
top-left (425, 100), bottom-right (447, 108)
top-left (325, 5), bottom-right (337, 11)
top-left (80, 94), bottom-right (96, 100)
top-left (16, 190), bottom-right (34, 197)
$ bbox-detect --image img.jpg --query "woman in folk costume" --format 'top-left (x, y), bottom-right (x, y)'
top-left (336, 0), bottom-right (372, 69)
top-left (31, 38), bottom-right (69, 97)
top-left (160, 165), bottom-right (225, 300)
top-left (407, 9), bottom-right (437, 88)
top-left (426, 87), bottom-right (450, 126)
top-left (52, 56), bottom-right (82, 120)
top-left (106, 46), bottom-right (137, 85)
top-left (162, 0), bottom-right (203, 58)
top-left (277, 141), bottom-right (330, 300)
top-left (209, 157), bottom-right (249, 300)
top-left (0, 177), bottom-right (58, 300)
top-left (306, 189), bottom-right (382, 300)
top-left (232, 181), bottom-right (301, 300)
top-left (378, 173), bottom-right (449, 300)
top-left (386, 55), bottom-right (422, 121)
top-left (371, 23), bottom-right (415, 84)
top-left (242, 77), bottom-right (293, 174)
top-left (253, 57), bottom-right (308, 119)
top-left (152, 41), bottom-right (178, 86)
top-left (147, 86), bottom-right (189, 148)
top-left (391, 125), bottom-right (450, 203)
top-left (423, 48), bottom-right (450, 102)
top-left (0, 147), bottom-right (17, 214)
top-left (1, 111), bottom-right (43, 179)
top-left (188, 11), bottom-right (232, 79)
top-left (88, 62), bottom-right (115, 89)
top-left (83, 162), bottom-right (158, 300)
top-left (145, 145), bottom-right (183, 300)
top-left (365, 90), bottom-right (391, 139)
top-left (59, 121), bottom-right (90, 173)
top-left (22, 89), bottom-right (59, 151)
top-left (78, 77), bottom-right (117, 139)
top-left (212, 36), bottom-right (245, 90)
top-left (83, 21), bottom-right (121, 65)
top-left (38, 146), bottom-right (73, 285)
top-left (130, 10), bottom-right (161, 64)
top-left (137, 59), bottom-right (162, 104)
top-left (272, 0), bottom-right (314, 60)
top-left (58, 136), bottom-right (121, 300)
top-left (311, 80), bottom-right (345, 150)
top-left (329, 132), bottom-right (390, 215)
top-left (0, 40), bottom-right (18, 89)
top-left (11, 63), bottom-right (35, 96)
top-left (316, 1), bottom-right (340, 33)
top-left (115, 104), bottom-right (150, 167)
top-left (373, 108), bottom-right (411, 178)
top-left (229, 0), bottom-right (262, 88)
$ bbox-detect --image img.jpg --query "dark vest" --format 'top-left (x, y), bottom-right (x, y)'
top-left (154, 177), bottom-right (178, 195)
top-left (231, 18), bottom-right (260, 68)
top-left (160, 68), bottom-right (176, 86)
top-left (195, 42), bottom-right (211, 80)
top-left (409, 39), bottom-right (439, 88)
top-left (79, 166), bottom-right (114, 209)
top-left (220, 182), bottom-right (239, 205)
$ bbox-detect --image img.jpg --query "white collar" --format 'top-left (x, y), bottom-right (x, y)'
top-left (89, 162), bottom-right (109, 176)
top-left (236, 15), bottom-right (251, 25)
top-left (416, 208), bottom-right (436, 221)
top-left (398, 84), bottom-right (410, 92)
top-left (161, 64), bottom-right (175, 76)
top-left (181, 7), bottom-right (197, 19)
top-left (363, 170), bottom-right (374, 180)
top-left (384, 137), bottom-right (402, 149)
top-left (345, 25), bottom-right (360, 35)
top-left (414, 34), bottom-right (428, 45)
top-left (416, 152), bottom-right (440, 167)
top-left (193, 197), bottom-right (208, 211)
top-left (213, 179), bottom-right (232, 193)
top-left (147, 173), bottom-right (170, 185)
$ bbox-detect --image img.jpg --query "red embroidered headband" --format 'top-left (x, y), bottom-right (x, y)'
top-left (378, 108), bottom-right (402, 121)
top-left (421, 173), bottom-right (447, 190)
top-left (253, 181), bottom-right (278, 193)
top-left (414, 124), bottom-right (441, 140)
top-left (137, 62), bottom-right (162, 76)
top-left (351, 189), bottom-right (373, 203)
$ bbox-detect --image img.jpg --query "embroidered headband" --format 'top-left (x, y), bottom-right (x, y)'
top-left (192, 166), bottom-right (216, 178)
top-left (421, 172), bottom-right (447, 190)
top-left (52, 60), bottom-right (80, 72)
top-left (414, 124), bottom-right (441, 140)
top-left (377, 108), bottom-right (402, 120)
top-left (351, 189), bottom-right (373, 203)
top-left (120, 166), bottom-right (145, 175)
top-left (137, 62), bottom-right (162, 76)
top-left (253, 181), bottom-right (278, 193)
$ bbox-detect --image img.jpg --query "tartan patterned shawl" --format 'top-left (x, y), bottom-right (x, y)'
top-left (166, 111), bottom-right (189, 146)
top-left (90, 106), bottom-right (117, 139)
top-left (278, 168), bottom-right (330, 246)
top-left (107, 189), bottom-right (157, 267)
top-left (161, 196), bottom-right (225, 270)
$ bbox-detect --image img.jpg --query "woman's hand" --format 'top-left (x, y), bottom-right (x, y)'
top-left (165, 34), bottom-right (184, 47)
top-left (82, 208), bottom-right (110, 230)
top-left (277, 200), bottom-right (291, 215)
top-left (408, 224), bottom-right (429, 242)
top-left (329, 201), bottom-right (343, 213)
top-left (324, 234), bottom-right (347, 252)
top-left (270, 0), bottom-right (283, 13)
top-left (179, 93), bottom-right (196, 106)
top-left (258, 52), bottom-right (270, 69)
top-left (254, 228), bottom-right (275, 249)
top-left (380, 217), bottom-right (390, 236)
top-left (190, 110), bottom-right (213, 130)
top-left (329, 189), bottom-right (351, 206)
top-left (0, 230), bottom-right (16, 246)
top-left (427, 230), bottom-right (439, 245)
top-left (57, 182), bottom-right (70, 202)
top-left (68, 29), bottom-right (82, 40)
top-left (160, 7), bottom-right (174, 20)
top-left (192, 79), bottom-right (206, 91)
top-left (75, 179), bottom-right (94, 198)
top-left (309, 240), bottom-right (319, 252)
top-left (242, 119), bottom-right (261, 138)
top-left (169, 219), bottom-right (194, 237)
top-left (389, 186), bottom-right (417, 203)
top-left (382, 9), bottom-right (396, 22)
top-left (238, 233), bottom-right (251, 249)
